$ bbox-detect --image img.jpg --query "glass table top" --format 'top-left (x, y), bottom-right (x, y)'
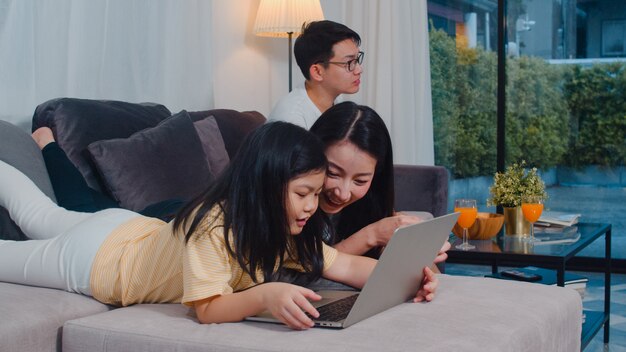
top-left (448, 222), bottom-right (610, 259)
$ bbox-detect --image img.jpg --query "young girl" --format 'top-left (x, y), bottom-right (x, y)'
top-left (0, 121), bottom-right (438, 330)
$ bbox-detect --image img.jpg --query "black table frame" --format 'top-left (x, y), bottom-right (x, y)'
top-left (447, 222), bottom-right (611, 350)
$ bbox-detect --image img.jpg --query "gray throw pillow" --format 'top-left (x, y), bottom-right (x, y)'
top-left (32, 98), bottom-right (172, 192)
top-left (87, 111), bottom-right (212, 212)
top-left (193, 115), bottom-right (229, 177)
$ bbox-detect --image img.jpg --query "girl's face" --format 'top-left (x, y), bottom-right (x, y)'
top-left (286, 170), bottom-right (325, 235)
top-left (319, 141), bottom-right (377, 214)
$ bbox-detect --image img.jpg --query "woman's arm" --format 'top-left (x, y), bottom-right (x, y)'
top-left (193, 282), bottom-right (322, 330)
top-left (333, 215), bottom-right (451, 270)
top-left (333, 215), bottom-right (421, 255)
top-left (322, 251), bottom-right (377, 288)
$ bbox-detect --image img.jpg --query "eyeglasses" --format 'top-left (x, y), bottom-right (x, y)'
top-left (322, 51), bottom-right (364, 72)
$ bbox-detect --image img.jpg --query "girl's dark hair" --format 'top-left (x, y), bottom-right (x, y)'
top-left (310, 102), bottom-right (394, 258)
top-left (294, 20), bottom-right (361, 80)
top-left (174, 121), bottom-right (328, 283)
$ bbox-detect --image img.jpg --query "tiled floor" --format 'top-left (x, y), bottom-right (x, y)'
top-left (445, 264), bottom-right (626, 351)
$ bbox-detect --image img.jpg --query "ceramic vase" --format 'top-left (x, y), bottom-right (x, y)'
top-left (503, 206), bottom-right (530, 237)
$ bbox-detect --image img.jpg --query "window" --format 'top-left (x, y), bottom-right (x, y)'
top-left (428, 0), bottom-right (626, 260)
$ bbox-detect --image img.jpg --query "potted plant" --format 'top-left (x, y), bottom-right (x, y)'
top-left (487, 161), bottom-right (547, 236)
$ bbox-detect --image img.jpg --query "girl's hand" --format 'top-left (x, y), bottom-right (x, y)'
top-left (413, 266), bottom-right (438, 302)
top-left (260, 282), bottom-right (322, 330)
top-left (433, 241), bottom-right (451, 264)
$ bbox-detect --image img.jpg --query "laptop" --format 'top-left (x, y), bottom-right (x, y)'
top-left (246, 212), bottom-right (459, 328)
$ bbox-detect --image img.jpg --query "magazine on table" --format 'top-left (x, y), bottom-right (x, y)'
top-left (532, 225), bottom-right (580, 245)
top-left (536, 211), bottom-right (581, 227)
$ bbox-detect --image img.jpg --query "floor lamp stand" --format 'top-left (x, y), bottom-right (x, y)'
top-left (288, 31), bottom-right (293, 92)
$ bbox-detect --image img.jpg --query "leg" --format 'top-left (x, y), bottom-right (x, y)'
top-left (0, 159), bottom-right (93, 239)
top-left (35, 127), bottom-right (118, 212)
top-left (0, 208), bottom-right (138, 295)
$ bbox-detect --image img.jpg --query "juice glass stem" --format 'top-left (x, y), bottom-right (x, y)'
top-left (463, 228), bottom-right (469, 246)
top-left (455, 227), bottom-right (475, 250)
top-left (523, 222), bottom-right (537, 243)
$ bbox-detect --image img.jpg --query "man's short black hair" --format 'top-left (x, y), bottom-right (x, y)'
top-left (294, 20), bottom-right (361, 80)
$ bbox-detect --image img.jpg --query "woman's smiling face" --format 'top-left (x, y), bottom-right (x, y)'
top-left (319, 140), bottom-right (377, 214)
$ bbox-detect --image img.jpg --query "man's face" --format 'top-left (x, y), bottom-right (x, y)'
top-left (320, 39), bottom-right (362, 95)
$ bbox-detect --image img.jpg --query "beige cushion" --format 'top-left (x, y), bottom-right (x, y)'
top-left (0, 283), bottom-right (110, 352)
top-left (62, 275), bottom-right (581, 352)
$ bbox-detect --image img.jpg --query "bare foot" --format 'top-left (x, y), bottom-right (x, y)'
top-left (32, 127), bottom-right (55, 150)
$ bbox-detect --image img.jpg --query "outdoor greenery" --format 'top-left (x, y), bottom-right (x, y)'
top-left (429, 27), bottom-right (626, 178)
top-left (562, 64), bottom-right (626, 167)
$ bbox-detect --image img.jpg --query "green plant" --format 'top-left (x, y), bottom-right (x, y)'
top-left (505, 56), bottom-right (569, 169)
top-left (562, 63), bottom-right (626, 167)
top-left (487, 161), bottom-right (547, 208)
top-left (430, 26), bottom-right (497, 178)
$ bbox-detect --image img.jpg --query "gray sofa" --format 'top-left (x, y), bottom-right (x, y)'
top-left (0, 98), bottom-right (582, 351)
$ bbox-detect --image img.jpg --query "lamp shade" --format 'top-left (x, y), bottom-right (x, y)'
top-left (253, 0), bottom-right (324, 37)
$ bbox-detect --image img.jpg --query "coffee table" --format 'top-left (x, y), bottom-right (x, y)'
top-left (446, 222), bottom-right (611, 350)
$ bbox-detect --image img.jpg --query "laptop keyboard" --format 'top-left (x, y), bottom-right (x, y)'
top-left (311, 294), bottom-right (358, 322)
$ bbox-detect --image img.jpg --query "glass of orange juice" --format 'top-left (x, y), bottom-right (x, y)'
top-left (454, 199), bottom-right (477, 250)
top-left (521, 194), bottom-right (544, 243)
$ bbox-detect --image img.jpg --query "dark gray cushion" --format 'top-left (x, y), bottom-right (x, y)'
top-left (188, 109), bottom-right (265, 159)
top-left (32, 98), bottom-right (171, 192)
top-left (87, 111), bottom-right (212, 212)
top-left (193, 116), bottom-right (229, 177)
top-left (0, 120), bottom-right (56, 240)
top-left (393, 164), bottom-right (449, 217)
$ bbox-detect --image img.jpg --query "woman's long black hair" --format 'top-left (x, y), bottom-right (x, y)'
top-left (174, 121), bottom-right (328, 283)
top-left (310, 102), bottom-right (394, 258)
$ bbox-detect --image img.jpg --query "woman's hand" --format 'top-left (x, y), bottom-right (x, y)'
top-left (413, 266), bottom-right (438, 302)
top-left (259, 282), bottom-right (321, 330)
top-left (334, 214), bottom-right (422, 255)
top-left (367, 214), bottom-right (422, 247)
top-left (433, 241), bottom-right (451, 264)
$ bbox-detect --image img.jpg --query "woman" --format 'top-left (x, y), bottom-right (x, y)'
top-left (310, 101), bottom-right (450, 260)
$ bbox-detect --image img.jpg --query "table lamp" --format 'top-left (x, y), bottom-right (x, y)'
top-left (253, 0), bottom-right (324, 92)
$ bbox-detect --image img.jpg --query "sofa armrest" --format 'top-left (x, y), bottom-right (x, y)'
top-left (393, 164), bottom-right (448, 217)
top-left (0, 120), bottom-right (57, 240)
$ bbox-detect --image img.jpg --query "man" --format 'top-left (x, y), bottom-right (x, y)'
top-left (268, 20), bottom-right (364, 128)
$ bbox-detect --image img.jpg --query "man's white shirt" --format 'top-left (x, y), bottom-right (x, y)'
top-left (268, 86), bottom-right (322, 129)
top-left (268, 86), bottom-right (344, 129)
